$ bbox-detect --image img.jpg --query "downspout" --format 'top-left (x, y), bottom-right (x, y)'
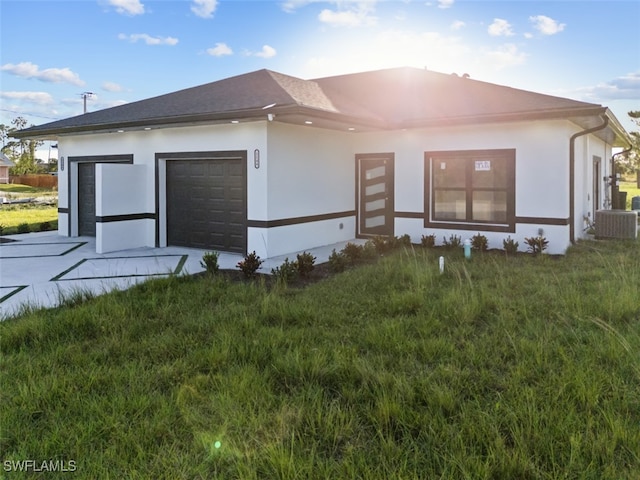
top-left (569, 114), bottom-right (608, 243)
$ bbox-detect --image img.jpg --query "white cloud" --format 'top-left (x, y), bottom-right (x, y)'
top-left (207, 42), bottom-right (233, 57)
top-left (480, 43), bottom-right (527, 69)
top-left (118, 33), bottom-right (179, 45)
top-left (530, 15), bottom-right (565, 35)
top-left (280, 0), bottom-right (316, 13)
top-left (254, 45), bottom-right (277, 58)
top-left (0, 62), bottom-right (85, 86)
top-left (0, 91), bottom-right (54, 105)
top-left (450, 20), bottom-right (465, 30)
top-left (488, 18), bottom-right (514, 37)
top-left (107, 0), bottom-right (144, 15)
top-left (318, 1), bottom-right (377, 27)
top-left (438, 0), bottom-right (454, 9)
top-left (191, 0), bottom-right (218, 18)
top-left (575, 72), bottom-right (640, 102)
top-left (102, 81), bottom-right (124, 92)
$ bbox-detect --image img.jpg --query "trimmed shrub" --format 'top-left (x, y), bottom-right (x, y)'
top-left (503, 236), bottom-right (519, 255)
top-left (237, 251), bottom-right (264, 278)
top-left (295, 252), bottom-right (316, 278)
top-left (471, 233), bottom-right (488, 252)
top-left (200, 251), bottom-right (220, 275)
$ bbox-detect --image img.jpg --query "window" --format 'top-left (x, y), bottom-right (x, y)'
top-left (425, 149), bottom-right (515, 231)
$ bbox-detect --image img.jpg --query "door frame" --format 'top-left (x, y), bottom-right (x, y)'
top-left (155, 150), bottom-right (248, 252)
top-left (355, 153), bottom-right (395, 238)
top-left (593, 155), bottom-right (601, 216)
top-left (67, 155), bottom-right (133, 237)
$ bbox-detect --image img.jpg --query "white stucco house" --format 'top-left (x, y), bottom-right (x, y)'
top-left (13, 67), bottom-right (631, 256)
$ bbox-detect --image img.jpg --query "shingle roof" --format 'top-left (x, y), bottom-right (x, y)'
top-left (0, 152), bottom-right (15, 167)
top-left (12, 67), bottom-right (626, 142)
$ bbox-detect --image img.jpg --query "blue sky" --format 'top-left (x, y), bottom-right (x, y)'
top-left (1, 0), bottom-right (639, 147)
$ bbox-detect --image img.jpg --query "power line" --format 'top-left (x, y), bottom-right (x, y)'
top-left (0, 108), bottom-right (62, 121)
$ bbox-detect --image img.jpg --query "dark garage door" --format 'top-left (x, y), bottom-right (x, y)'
top-left (166, 158), bottom-right (246, 253)
top-left (78, 163), bottom-right (96, 237)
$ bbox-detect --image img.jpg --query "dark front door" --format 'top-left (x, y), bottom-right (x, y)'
top-left (357, 153), bottom-right (394, 237)
top-left (78, 162), bottom-right (96, 237)
top-left (166, 157), bottom-right (246, 253)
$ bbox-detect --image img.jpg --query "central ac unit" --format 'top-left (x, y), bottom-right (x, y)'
top-left (595, 210), bottom-right (638, 239)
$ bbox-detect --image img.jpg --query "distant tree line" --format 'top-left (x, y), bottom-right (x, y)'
top-left (0, 116), bottom-right (55, 175)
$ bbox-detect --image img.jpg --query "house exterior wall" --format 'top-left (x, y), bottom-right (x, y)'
top-left (352, 119), bottom-right (597, 255)
top-left (56, 116), bottom-right (615, 257)
top-left (254, 122), bottom-right (356, 258)
top-left (574, 134), bottom-right (611, 238)
top-left (0, 166), bottom-right (9, 183)
top-left (57, 122), bottom-right (267, 253)
top-left (95, 164), bottom-right (150, 253)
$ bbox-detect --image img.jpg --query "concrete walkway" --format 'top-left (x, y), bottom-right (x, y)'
top-left (0, 231), bottom-right (359, 320)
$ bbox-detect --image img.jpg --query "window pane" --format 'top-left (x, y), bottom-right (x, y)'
top-left (434, 190), bottom-right (466, 220)
top-left (365, 215), bottom-right (385, 228)
top-left (472, 191), bottom-right (507, 222)
top-left (472, 157), bottom-right (507, 188)
top-left (434, 158), bottom-right (465, 188)
top-left (366, 198), bottom-right (386, 212)
top-left (365, 182), bottom-right (385, 196)
top-left (366, 165), bottom-right (386, 180)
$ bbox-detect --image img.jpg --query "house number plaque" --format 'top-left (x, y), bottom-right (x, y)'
top-left (254, 149), bottom-right (260, 169)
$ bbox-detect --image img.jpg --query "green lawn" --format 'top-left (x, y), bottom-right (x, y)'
top-left (620, 180), bottom-right (640, 210)
top-left (0, 184), bottom-right (58, 234)
top-left (0, 204), bottom-right (58, 234)
top-left (1, 241), bottom-right (639, 479)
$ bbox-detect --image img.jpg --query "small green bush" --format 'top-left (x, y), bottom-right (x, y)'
top-left (371, 235), bottom-right (390, 254)
top-left (524, 236), bottom-right (549, 255)
top-left (471, 233), bottom-right (488, 252)
top-left (295, 252), bottom-right (316, 278)
top-left (421, 234), bottom-right (436, 248)
top-left (443, 234), bottom-right (461, 250)
top-left (502, 236), bottom-right (519, 255)
top-left (396, 234), bottom-right (412, 248)
top-left (342, 242), bottom-right (363, 265)
top-left (271, 258), bottom-right (298, 284)
top-left (328, 248), bottom-right (347, 273)
top-left (362, 240), bottom-right (379, 260)
top-left (17, 223), bottom-right (30, 234)
top-left (237, 251), bottom-right (264, 278)
top-left (200, 251), bottom-right (220, 275)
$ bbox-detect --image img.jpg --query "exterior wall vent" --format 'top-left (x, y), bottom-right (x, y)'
top-left (595, 210), bottom-right (638, 240)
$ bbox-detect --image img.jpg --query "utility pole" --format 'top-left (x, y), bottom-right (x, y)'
top-left (80, 92), bottom-right (95, 114)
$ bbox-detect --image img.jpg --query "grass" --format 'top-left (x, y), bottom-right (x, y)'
top-left (0, 204), bottom-right (58, 234)
top-left (0, 184), bottom-right (57, 195)
top-left (619, 180), bottom-right (640, 210)
top-left (1, 240), bottom-right (639, 478)
top-left (0, 184), bottom-right (58, 234)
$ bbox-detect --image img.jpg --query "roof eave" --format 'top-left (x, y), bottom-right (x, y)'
top-left (396, 106), bottom-right (610, 130)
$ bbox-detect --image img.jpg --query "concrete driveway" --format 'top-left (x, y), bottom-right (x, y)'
top-left (0, 232), bottom-right (242, 320)
top-left (0, 231), bottom-right (359, 320)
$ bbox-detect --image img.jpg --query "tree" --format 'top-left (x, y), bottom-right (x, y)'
top-left (1, 116), bottom-right (43, 175)
top-left (616, 111), bottom-right (640, 175)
